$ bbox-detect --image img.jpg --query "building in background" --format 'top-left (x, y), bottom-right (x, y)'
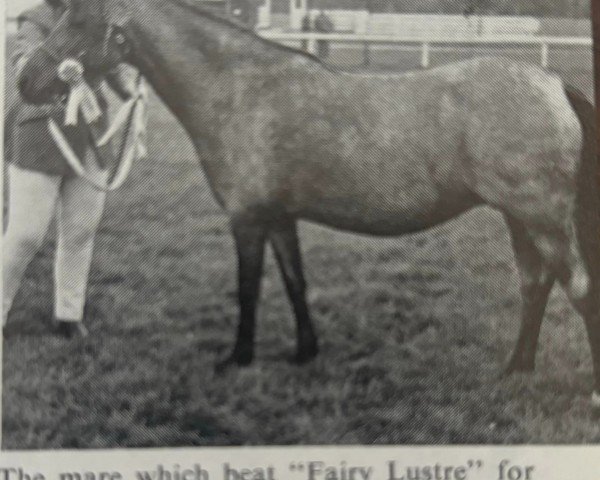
top-left (260, 0), bottom-right (591, 30)
top-left (196, 0), bottom-right (271, 28)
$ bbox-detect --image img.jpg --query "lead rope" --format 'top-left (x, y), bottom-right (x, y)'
top-left (47, 60), bottom-right (147, 192)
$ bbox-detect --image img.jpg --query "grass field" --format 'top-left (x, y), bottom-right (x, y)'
top-left (3, 38), bottom-right (600, 448)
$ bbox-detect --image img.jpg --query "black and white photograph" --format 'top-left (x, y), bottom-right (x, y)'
top-left (2, 0), bottom-right (599, 449)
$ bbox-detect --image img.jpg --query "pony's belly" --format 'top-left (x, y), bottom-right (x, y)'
top-left (290, 184), bottom-right (475, 236)
top-left (296, 204), bottom-right (472, 235)
top-left (279, 149), bottom-right (473, 235)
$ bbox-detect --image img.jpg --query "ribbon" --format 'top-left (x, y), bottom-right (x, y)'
top-left (49, 59), bottom-right (147, 191)
top-left (97, 78), bottom-right (148, 158)
top-left (58, 59), bottom-right (103, 125)
top-left (49, 116), bottom-right (138, 191)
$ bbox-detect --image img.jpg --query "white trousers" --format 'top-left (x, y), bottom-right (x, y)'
top-left (3, 164), bottom-right (107, 325)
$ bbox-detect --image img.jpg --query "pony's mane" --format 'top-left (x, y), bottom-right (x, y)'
top-left (169, 0), bottom-right (332, 68)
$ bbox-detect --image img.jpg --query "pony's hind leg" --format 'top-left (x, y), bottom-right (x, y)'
top-left (504, 215), bottom-right (555, 374)
top-left (561, 216), bottom-right (600, 404)
top-left (561, 83), bottom-right (600, 404)
top-left (269, 215), bottom-right (318, 363)
top-left (531, 219), bottom-right (600, 404)
top-left (572, 288), bottom-right (600, 407)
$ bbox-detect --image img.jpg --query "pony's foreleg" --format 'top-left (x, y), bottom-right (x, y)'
top-left (269, 216), bottom-right (318, 363)
top-left (216, 215), bottom-right (267, 372)
top-left (503, 215), bottom-right (555, 375)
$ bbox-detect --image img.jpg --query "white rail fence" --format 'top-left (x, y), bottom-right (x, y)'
top-left (289, 11), bottom-right (542, 37)
top-left (259, 32), bottom-right (592, 69)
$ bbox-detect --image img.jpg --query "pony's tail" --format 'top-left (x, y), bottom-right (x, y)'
top-left (564, 84), bottom-right (600, 279)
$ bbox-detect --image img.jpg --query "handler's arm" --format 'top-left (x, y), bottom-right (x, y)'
top-left (12, 19), bottom-right (46, 78)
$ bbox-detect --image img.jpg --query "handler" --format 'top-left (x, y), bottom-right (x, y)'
top-left (3, 0), bottom-right (137, 338)
top-left (314, 10), bottom-right (334, 60)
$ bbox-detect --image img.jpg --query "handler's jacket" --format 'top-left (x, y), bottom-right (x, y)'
top-left (7, 2), bottom-right (133, 175)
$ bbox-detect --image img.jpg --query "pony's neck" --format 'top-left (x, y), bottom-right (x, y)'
top-left (131, 0), bottom-right (280, 64)
top-left (120, 0), bottom-right (316, 131)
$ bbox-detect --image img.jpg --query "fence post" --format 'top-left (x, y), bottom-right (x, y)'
top-left (421, 42), bottom-right (430, 68)
top-left (540, 43), bottom-right (549, 68)
top-left (307, 34), bottom-right (317, 55)
top-left (363, 41), bottom-right (371, 67)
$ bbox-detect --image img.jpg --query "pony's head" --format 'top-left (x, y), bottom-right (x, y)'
top-left (19, 0), bottom-right (131, 103)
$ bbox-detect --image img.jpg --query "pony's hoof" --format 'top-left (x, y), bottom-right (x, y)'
top-left (292, 343), bottom-right (319, 365)
top-left (53, 320), bottom-right (89, 339)
top-left (214, 351), bottom-right (253, 374)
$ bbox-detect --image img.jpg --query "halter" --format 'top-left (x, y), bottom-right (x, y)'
top-left (99, 0), bottom-right (134, 62)
top-left (102, 23), bottom-right (130, 60)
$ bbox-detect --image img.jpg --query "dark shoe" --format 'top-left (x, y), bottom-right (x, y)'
top-left (54, 320), bottom-right (89, 339)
